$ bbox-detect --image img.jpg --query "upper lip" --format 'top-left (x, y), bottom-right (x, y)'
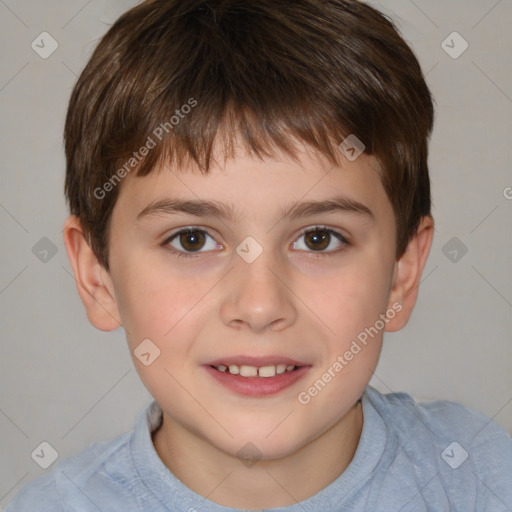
top-left (206, 356), bottom-right (310, 367)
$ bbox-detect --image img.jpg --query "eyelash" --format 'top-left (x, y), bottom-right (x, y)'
top-left (161, 226), bottom-right (350, 260)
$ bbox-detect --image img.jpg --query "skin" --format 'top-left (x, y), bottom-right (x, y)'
top-left (63, 141), bottom-right (433, 509)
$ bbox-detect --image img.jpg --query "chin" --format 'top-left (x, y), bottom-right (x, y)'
top-left (219, 424), bottom-right (312, 462)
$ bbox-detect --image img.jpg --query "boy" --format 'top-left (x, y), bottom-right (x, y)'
top-left (6, 0), bottom-right (512, 510)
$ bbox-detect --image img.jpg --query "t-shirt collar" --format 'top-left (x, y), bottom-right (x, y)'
top-left (130, 387), bottom-right (389, 511)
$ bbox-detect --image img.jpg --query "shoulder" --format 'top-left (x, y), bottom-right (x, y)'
top-left (365, 386), bottom-right (512, 507)
top-left (3, 471), bottom-right (62, 512)
top-left (365, 385), bottom-right (512, 446)
top-left (4, 432), bottom-right (133, 512)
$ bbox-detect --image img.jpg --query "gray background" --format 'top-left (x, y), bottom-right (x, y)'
top-left (0, 0), bottom-right (511, 506)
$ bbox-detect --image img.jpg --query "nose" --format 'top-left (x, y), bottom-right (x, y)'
top-left (219, 249), bottom-right (298, 333)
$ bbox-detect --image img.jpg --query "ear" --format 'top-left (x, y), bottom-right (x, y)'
top-left (385, 215), bottom-right (434, 332)
top-left (62, 215), bottom-right (122, 331)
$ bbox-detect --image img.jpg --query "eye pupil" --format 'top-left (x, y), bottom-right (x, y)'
top-left (305, 230), bottom-right (330, 251)
top-left (180, 230), bottom-right (205, 251)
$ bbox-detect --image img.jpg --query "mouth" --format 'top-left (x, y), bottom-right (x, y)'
top-left (204, 357), bottom-right (311, 396)
top-left (209, 363), bottom-right (299, 378)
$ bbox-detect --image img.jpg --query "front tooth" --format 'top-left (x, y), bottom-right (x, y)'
top-left (239, 365), bottom-right (258, 377)
top-left (229, 364), bottom-right (240, 375)
top-left (258, 365), bottom-right (276, 378)
top-left (276, 364), bottom-right (287, 375)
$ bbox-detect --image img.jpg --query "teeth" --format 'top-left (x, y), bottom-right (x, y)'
top-left (239, 365), bottom-right (258, 377)
top-left (214, 364), bottom-right (297, 377)
top-left (258, 365), bottom-right (276, 378)
top-left (276, 364), bottom-right (287, 374)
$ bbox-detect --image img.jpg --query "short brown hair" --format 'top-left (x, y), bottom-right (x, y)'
top-left (64, 0), bottom-right (434, 271)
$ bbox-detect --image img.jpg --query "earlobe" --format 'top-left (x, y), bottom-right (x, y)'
top-left (62, 215), bottom-right (122, 331)
top-left (385, 216), bottom-right (434, 332)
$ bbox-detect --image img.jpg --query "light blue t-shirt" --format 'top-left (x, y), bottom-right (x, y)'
top-left (5, 386), bottom-right (512, 511)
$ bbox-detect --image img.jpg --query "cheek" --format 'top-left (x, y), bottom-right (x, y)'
top-left (307, 259), bottom-right (393, 340)
top-left (113, 267), bottom-right (204, 399)
top-left (112, 260), bottom-right (203, 347)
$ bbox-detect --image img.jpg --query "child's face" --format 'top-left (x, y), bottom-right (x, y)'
top-left (101, 143), bottom-right (402, 459)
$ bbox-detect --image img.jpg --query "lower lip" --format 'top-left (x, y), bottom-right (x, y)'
top-left (204, 365), bottom-right (311, 397)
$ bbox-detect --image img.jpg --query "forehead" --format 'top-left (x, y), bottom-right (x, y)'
top-left (113, 142), bottom-right (391, 225)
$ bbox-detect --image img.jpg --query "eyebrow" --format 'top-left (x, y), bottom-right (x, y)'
top-left (136, 195), bottom-right (375, 223)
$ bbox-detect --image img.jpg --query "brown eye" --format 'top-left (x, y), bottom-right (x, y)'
top-left (292, 227), bottom-right (349, 256)
top-left (304, 229), bottom-right (331, 251)
top-left (164, 227), bottom-right (221, 259)
top-left (178, 230), bottom-right (207, 251)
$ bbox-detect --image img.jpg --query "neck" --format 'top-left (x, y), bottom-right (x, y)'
top-left (152, 400), bottom-right (364, 509)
